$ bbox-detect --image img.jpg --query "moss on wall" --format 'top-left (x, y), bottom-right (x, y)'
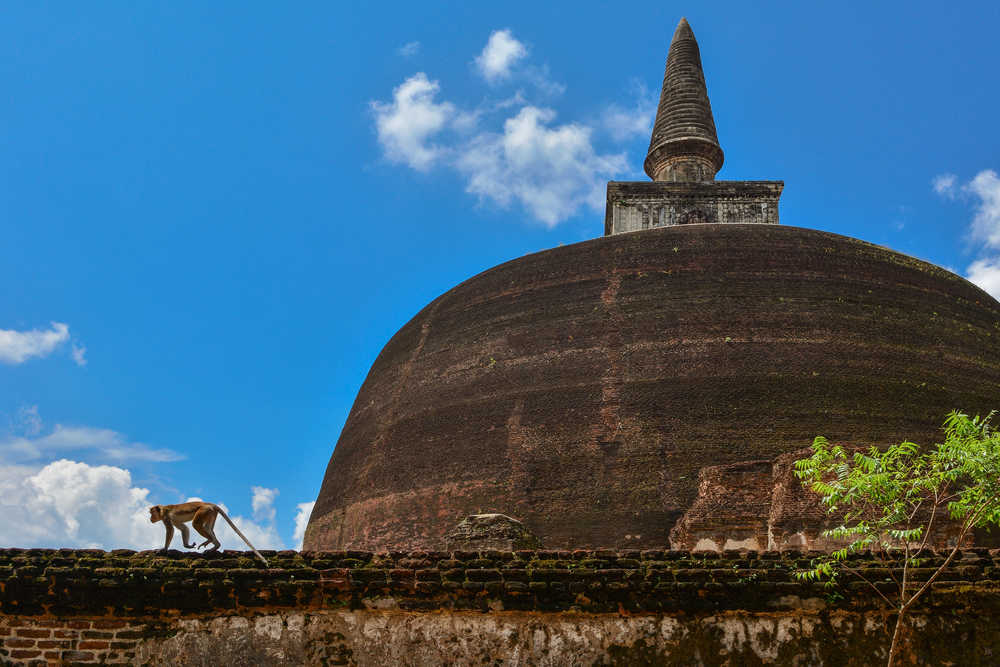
top-left (2, 548), bottom-right (1000, 664)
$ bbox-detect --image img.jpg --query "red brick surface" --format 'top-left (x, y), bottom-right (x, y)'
top-left (308, 224), bottom-right (1000, 551)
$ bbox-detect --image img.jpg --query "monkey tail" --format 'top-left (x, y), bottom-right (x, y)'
top-left (213, 505), bottom-right (269, 567)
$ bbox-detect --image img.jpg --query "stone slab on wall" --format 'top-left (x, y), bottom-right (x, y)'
top-left (604, 180), bottom-right (783, 235)
top-left (3, 548), bottom-right (1000, 664)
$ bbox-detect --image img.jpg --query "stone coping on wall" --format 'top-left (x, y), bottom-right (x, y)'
top-left (3, 547), bottom-right (1000, 618)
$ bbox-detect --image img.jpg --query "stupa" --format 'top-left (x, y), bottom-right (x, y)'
top-left (304, 19), bottom-right (1000, 552)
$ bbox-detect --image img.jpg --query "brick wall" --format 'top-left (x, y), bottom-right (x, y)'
top-left (3, 547), bottom-right (1000, 664)
top-left (0, 618), bottom-right (146, 664)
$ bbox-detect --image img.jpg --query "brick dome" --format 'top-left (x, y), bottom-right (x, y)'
top-left (304, 224), bottom-right (1000, 551)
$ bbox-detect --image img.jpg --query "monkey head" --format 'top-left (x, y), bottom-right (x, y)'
top-left (149, 505), bottom-right (163, 523)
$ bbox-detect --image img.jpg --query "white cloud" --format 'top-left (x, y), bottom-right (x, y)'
top-left (217, 488), bottom-right (284, 551)
top-left (0, 411), bottom-right (184, 464)
top-left (0, 462), bottom-right (291, 551)
top-left (252, 485), bottom-right (278, 523)
top-left (966, 169), bottom-right (1000, 249)
top-left (603, 81), bottom-right (656, 142)
top-left (932, 173), bottom-right (958, 198)
top-left (370, 85), bottom-right (627, 225)
top-left (475, 29), bottom-right (527, 83)
top-left (371, 73), bottom-right (455, 171)
top-left (292, 500), bottom-right (315, 550)
top-left (371, 34), bottom-right (634, 226)
top-left (398, 41), bottom-right (421, 57)
top-left (934, 169), bottom-right (1000, 301)
top-left (603, 105), bottom-right (653, 142)
top-left (966, 257), bottom-right (1000, 300)
top-left (0, 459), bottom-right (159, 549)
top-left (933, 170), bottom-right (1000, 247)
top-left (71, 342), bottom-right (87, 366)
top-left (0, 322), bottom-right (70, 364)
top-left (457, 106), bottom-right (627, 226)
top-left (15, 405), bottom-right (42, 437)
top-left (523, 65), bottom-right (566, 97)
top-left (226, 512), bottom-right (285, 551)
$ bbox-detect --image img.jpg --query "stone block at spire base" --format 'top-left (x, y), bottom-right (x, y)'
top-left (604, 180), bottom-right (784, 236)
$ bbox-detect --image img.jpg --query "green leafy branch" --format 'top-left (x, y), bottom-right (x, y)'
top-left (792, 410), bottom-right (1000, 667)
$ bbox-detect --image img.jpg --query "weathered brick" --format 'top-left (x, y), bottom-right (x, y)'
top-left (61, 650), bottom-right (96, 661)
top-left (16, 628), bottom-right (51, 638)
top-left (10, 649), bottom-right (42, 659)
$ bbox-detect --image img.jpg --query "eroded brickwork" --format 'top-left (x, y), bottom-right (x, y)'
top-left (2, 548), bottom-right (1000, 665)
top-left (669, 460), bottom-right (773, 551)
top-left (670, 447), bottom-right (981, 552)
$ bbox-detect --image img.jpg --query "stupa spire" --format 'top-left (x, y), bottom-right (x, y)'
top-left (604, 17), bottom-right (781, 235)
top-left (644, 17), bottom-right (725, 182)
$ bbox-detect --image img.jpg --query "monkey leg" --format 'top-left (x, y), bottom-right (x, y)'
top-left (160, 522), bottom-right (175, 552)
top-left (178, 523), bottom-right (197, 549)
top-left (193, 507), bottom-right (221, 552)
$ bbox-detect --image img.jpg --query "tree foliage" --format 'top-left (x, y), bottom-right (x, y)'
top-left (793, 410), bottom-right (1000, 666)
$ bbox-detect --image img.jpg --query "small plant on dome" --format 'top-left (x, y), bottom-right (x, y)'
top-left (793, 410), bottom-right (1000, 667)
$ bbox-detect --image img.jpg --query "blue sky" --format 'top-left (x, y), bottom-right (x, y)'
top-left (2, 1), bottom-right (999, 550)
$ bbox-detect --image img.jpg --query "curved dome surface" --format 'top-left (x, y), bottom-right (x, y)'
top-left (305, 224), bottom-right (1000, 551)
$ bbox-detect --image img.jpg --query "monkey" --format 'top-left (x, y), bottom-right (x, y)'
top-left (149, 502), bottom-right (269, 566)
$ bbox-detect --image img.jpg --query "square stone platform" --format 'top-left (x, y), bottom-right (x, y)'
top-left (605, 180), bottom-right (784, 235)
